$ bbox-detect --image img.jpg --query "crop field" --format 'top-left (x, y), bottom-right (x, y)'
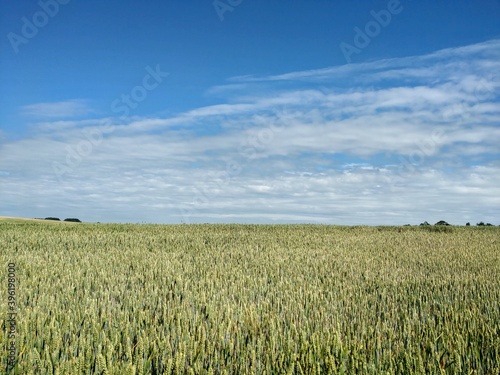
top-left (1, 221), bottom-right (499, 374)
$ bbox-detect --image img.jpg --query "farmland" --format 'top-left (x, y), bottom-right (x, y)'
top-left (1, 222), bottom-right (499, 374)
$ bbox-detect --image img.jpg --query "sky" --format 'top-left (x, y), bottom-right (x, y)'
top-left (0, 0), bottom-right (499, 225)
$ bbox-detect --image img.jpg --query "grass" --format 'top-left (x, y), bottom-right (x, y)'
top-left (1, 222), bottom-right (499, 374)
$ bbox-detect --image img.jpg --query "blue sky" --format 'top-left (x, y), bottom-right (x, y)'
top-left (1, 0), bottom-right (499, 224)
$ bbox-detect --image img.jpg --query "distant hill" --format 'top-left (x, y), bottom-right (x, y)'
top-left (0, 216), bottom-right (80, 223)
top-left (0, 216), bottom-right (46, 222)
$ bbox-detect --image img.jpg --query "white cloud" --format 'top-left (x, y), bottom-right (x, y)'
top-left (227, 39), bottom-right (500, 85)
top-left (21, 99), bottom-right (93, 119)
top-left (1, 39), bottom-right (499, 224)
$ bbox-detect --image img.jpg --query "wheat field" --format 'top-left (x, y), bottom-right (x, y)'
top-left (1, 222), bottom-right (499, 374)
